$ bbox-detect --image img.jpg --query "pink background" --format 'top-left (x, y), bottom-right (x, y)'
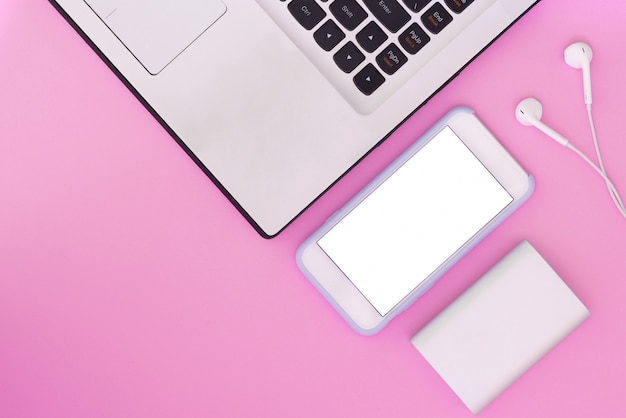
top-left (2, 1), bottom-right (626, 416)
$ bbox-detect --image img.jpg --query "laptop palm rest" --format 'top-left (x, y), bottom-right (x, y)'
top-left (83, 0), bottom-right (227, 75)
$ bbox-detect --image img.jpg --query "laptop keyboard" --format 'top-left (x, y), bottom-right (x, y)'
top-left (287, 0), bottom-right (475, 96)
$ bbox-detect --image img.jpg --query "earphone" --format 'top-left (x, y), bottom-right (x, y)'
top-left (564, 42), bottom-right (593, 105)
top-left (515, 42), bottom-right (626, 219)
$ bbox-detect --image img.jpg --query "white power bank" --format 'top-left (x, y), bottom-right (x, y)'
top-left (411, 241), bottom-right (590, 414)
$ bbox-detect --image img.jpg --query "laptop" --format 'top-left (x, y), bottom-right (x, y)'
top-left (50, 0), bottom-right (541, 237)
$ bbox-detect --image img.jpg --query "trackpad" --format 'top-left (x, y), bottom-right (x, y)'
top-left (84, 0), bottom-right (227, 75)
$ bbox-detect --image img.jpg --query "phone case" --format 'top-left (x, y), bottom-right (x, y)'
top-left (296, 107), bottom-right (535, 335)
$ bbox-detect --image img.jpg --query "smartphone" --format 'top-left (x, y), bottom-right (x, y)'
top-left (296, 108), bottom-right (534, 335)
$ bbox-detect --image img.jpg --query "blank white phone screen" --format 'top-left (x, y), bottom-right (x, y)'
top-left (317, 127), bottom-right (513, 316)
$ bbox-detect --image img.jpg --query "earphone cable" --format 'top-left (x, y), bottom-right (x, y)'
top-left (587, 104), bottom-right (607, 173)
top-left (566, 141), bottom-right (626, 218)
top-left (587, 104), bottom-right (625, 216)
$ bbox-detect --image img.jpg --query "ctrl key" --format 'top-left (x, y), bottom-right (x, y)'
top-left (353, 64), bottom-right (385, 96)
top-left (288, 0), bottom-right (327, 30)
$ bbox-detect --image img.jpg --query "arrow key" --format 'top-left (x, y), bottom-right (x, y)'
top-left (333, 41), bottom-right (365, 73)
top-left (354, 64), bottom-right (385, 96)
top-left (356, 21), bottom-right (388, 53)
top-left (314, 20), bottom-right (346, 51)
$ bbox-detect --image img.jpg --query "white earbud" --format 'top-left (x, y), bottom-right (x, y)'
top-left (515, 43), bottom-right (625, 219)
top-left (515, 98), bottom-right (569, 146)
top-left (564, 42), bottom-right (593, 105)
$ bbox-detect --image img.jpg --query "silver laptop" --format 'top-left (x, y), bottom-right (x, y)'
top-left (50, 0), bottom-right (540, 237)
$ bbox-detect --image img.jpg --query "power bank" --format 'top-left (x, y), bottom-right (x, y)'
top-left (411, 241), bottom-right (590, 414)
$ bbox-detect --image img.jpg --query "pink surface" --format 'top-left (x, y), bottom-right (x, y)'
top-left (2, 1), bottom-right (626, 417)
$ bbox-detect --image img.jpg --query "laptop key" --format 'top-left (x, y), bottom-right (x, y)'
top-left (363, 0), bottom-right (411, 33)
top-left (398, 23), bottom-right (430, 54)
top-left (421, 2), bottom-right (453, 34)
top-left (353, 64), bottom-right (385, 96)
top-left (444, 0), bottom-right (474, 13)
top-left (314, 20), bottom-right (346, 51)
top-left (356, 21), bottom-right (388, 53)
top-left (330, 0), bottom-right (368, 31)
top-left (333, 41), bottom-right (366, 73)
top-left (376, 43), bottom-right (408, 75)
top-left (288, 0), bottom-right (327, 30)
top-left (401, 0), bottom-right (433, 13)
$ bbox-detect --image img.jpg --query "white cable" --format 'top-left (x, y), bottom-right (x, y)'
top-left (584, 104), bottom-right (625, 217)
top-left (586, 105), bottom-right (606, 172)
top-left (566, 141), bottom-right (626, 218)
top-left (585, 104), bottom-right (621, 203)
